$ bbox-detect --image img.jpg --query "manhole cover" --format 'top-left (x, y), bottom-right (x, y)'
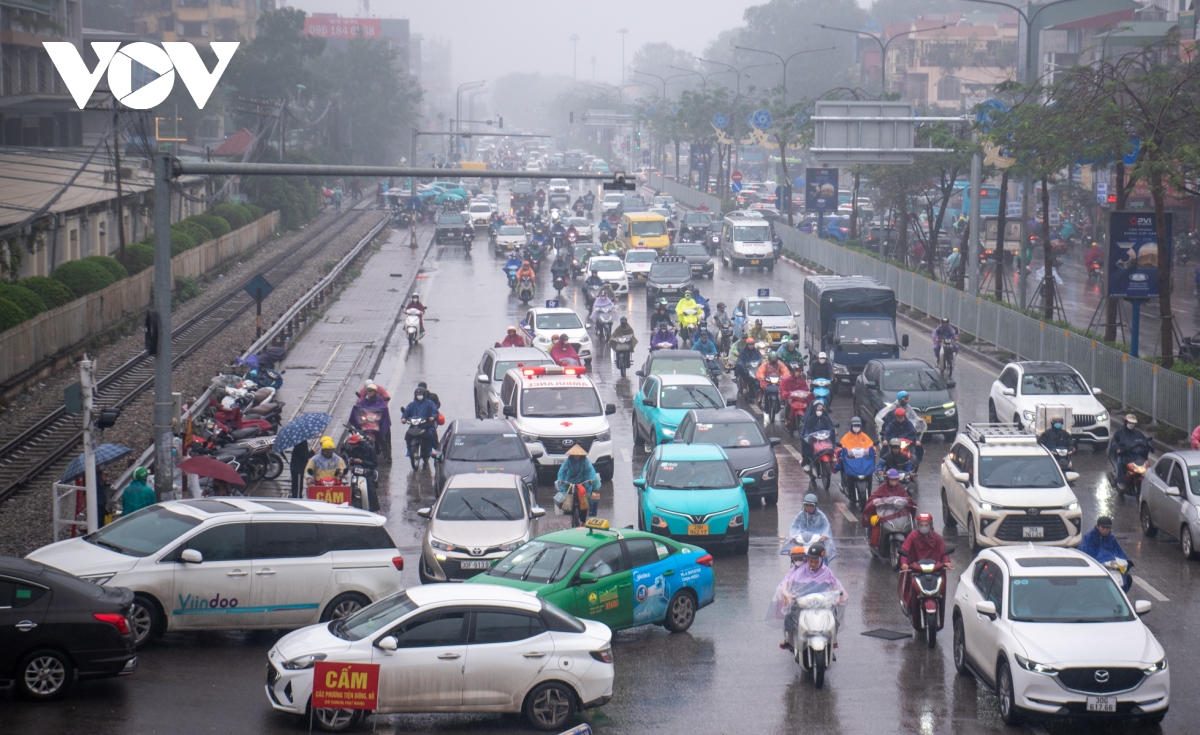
top-left (861, 628), bottom-right (911, 641)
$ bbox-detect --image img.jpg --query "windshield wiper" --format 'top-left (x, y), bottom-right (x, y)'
top-left (481, 497), bottom-right (516, 520)
top-left (683, 385), bottom-right (721, 408)
top-left (546, 551), bottom-right (570, 582)
top-left (519, 548), bottom-right (549, 581)
top-left (459, 497), bottom-right (487, 521)
top-left (92, 539), bottom-right (126, 554)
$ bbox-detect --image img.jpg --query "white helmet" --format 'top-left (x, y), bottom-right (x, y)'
top-left (818, 351), bottom-right (828, 360)
top-left (220, 396), bottom-right (237, 411)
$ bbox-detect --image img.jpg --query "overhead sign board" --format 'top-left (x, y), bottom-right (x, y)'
top-left (812, 101), bottom-right (915, 165)
top-left (1108, 211), bottom-right (1171, 299)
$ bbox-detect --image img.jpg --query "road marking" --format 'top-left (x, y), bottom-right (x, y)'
top-left (1133, 575), bottom-right (1170, 602)
top-left (835, 501), bottom-right (858, 524)
top-left (620, 448), bottom-right (630, 462)
top-left (1027, 725), bottom-right (1050, 735)
top-left (749, 403), bottom-right (762, 415)
top-left (780, 443), bottom-right (804, 462)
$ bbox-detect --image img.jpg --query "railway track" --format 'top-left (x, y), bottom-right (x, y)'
top-left (0, 206), bottom-right (388, 504)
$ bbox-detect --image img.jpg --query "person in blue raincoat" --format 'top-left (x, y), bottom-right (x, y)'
top-left (1079, 516), bottom-right (1133, 591)
top-left (783, 493), bottom-right (837, 564)
top-left (400, 387), bottom-right (440, 461)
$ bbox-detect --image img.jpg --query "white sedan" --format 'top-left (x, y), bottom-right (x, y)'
top-left (586, 255), bottom-right (629, 295)
top-left (266, 585), bottom-right (614, 732)
top-left (952, 546), bottom-right (1168, 726)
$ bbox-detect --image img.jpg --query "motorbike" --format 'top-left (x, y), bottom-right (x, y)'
top-left (594, 304), bottom-right (615, 343)
top-left (704, 355), bottom-right (722, 385)
top-left (805, 430), bottom-right (835, 491)
top-left (678, 308), bottom-right (700, 345)
top-left (553, 275), bottom-right (568, 293)
top-left (708, 231), bottom-right (721, 254)
top-left (504, 263), bottom-right (520, 290)
top-left (810, 378), bottom-right (832, 408)
top-left (901, 552), bottom-right (954, 648)
top-left (518, 276), bottom-right (536, 305)
top-left (1049, 444), bottom-right (1074, 471)
top-left (1103, 558), bottom-right (1134, 592)
top-left (462, 228), bottom-right (473, 251)
top-left (787, 590), bottom-right (841, 690)
top-left (585, 283), bottom-right (603, 310)
top-left (612, 334), bottom-right (634, 377)
top-left (936, 339), bottom-right (958, 379)
top-left (761, 375), bottom-right (783, 424)
top-left (573, 203), bottom-right (585, 217)
top-left (404, 308), bottom-right (424, 346)
top-left (786, 389), bottom-right (812, 438)
top-left (404, 416), bottom-right (437, 470)
top-left (1108, 440), bottom-right (1152, 496)
top-left (737, 344), bottom-right (766, 402)
top-left (839, 446), bottom-right (875, 512)
top-left (1087, 261), bottom-right (1102, 282)
top-left (868, 495), bottom-right (915, 569)
top-left (348, 464), bottom-right (379, 511)
top-left (717, 322), bottom-right (734, 355)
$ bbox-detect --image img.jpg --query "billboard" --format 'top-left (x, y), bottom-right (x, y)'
top-left (805, 168), bottom-right (839, 213)
top-left (303, 17), bottom-right (381, 39)
top-left (1108, 211), bottom-right (1172, 299)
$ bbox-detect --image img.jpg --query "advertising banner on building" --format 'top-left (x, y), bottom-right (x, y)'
top-left (303, 17), bottom-right (381, 39)
top-left (805, 168), bottom-right (838, 213)
top-left (1108, 211), bottom-right (1172, 299)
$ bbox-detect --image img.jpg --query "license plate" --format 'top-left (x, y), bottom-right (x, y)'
top-left (921, 414), bottom-right (933, 423)
top-left (687, 524), bottom-right (709, 535)
top-left (460, 560), bottom-right (492, 570)
top-left (551, 458), bottom-right (565, 465)
top-left (750, 259), bottom-right (760, 265)
top-left (636, 274), bottom-right (646, 280)
top-left (1086, 696), bottom-right (1116, 713)
top-left (1023, 526), bottom-right (1045, 539)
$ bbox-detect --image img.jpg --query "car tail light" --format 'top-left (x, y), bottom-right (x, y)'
top-left (695, 554), bottom-right (714, 567)
top-left (590, 648), bottom-right (614, 664)
top-left (392, 556), bottom-right (404, 571)
top-left (94, 612), bottom-right (130, 635)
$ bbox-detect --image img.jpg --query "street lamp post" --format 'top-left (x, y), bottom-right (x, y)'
top-left (619, 28), bottom-right (629, 90)
top-left (698, 58), bottom-right (776, 197)
top-left (455, 80), bottom-right (486, 162)
top-left (670, 66), bottom-right (734, 89)
top-left (732, 45), bottom-right (837, 102)
top-left (813, 23), bottom-right (947, 96)
top-left (570, 34), bottom-right (580, 81)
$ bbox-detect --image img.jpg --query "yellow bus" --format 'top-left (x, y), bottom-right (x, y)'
top-left (618, 212), bottom-right (671, 250)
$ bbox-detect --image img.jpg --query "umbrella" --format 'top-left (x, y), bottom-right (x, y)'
top-left (59, 443), bottom-right (133, 483)
top-left (273, 413), bottom-right (333, 452)
top-left (177, 456), bottom-right (245, 486)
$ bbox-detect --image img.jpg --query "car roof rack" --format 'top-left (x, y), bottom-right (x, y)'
top-left (654, 255), bottom-right (689, 263)
top-left (964, 423), bottom-right (1038, 444)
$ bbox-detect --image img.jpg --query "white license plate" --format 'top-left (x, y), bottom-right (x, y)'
top-left (1086, 696), bottom-right (1116, 712)
top-left (460, 560), bottom-right (492, 570)
top-left (1023, 526), bottom-right (1045, 539)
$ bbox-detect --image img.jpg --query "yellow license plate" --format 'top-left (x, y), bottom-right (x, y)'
top-left (921, 414), bottom-right (933, 423)
top-left (770, 332), bottom-right (781, 340)
top-left (750, 259), bottom-right (760, 265)
top-left (687, 524), bottom-right (710, 535)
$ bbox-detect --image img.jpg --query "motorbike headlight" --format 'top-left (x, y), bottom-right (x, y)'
top-left (1022, 410), bottom-right (1035, 422)
top-left (429, 538), bottom-right (457, 552)
top-left (1064, 501), bottom-right (1079, 511)
top-left (281, 653), bottom-right (327, 670)
top-left (1145, 658), bottom-right (1167, 674)
top-left (1015, 655), bottom-right (1058, 675)
top-left (595, 430), bottom-right (611, 442)
top-left (1097, 411), bottom-right (1109, 424)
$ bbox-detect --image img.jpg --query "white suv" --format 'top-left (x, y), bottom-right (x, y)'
top-left (940, 424), bottom-right (1083, 552)
top-left (520, 306), bottom-right (593, 366)
top-left (548, 178), bottom-right (570, 194)
top-left (27, 499), bottom-right (403, 647)
top-left (988, 361), bottom-right (1110, 448)
top-left (952, 546), bottom-right (1168, 726)
top-left (500, 364), bottom-right (616, 482)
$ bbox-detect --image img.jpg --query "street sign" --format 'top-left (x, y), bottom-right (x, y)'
top-left (1108, 211), bottom-right (1172, 299)
top-left (812, 100), bottom-right (915, 165)
top-left (731, 181), bottom-right (743, 194)
top-left (793, 177), bottom-right (805, 188)
top-left (731, 171), bottom-right (743, 183)
top-left (757, 288), bottom-right (770, 297)
top-left (1006, 200), bottom-right (1022, 217)
top-left (545, 299), bottom-right (559, 308)
top-left (805, 168), bottom-right (839, 213)
top-left (1096, 183), bottom-right (1109, 204)
top-left (243, 274), bottom-right (274, 301)
top-left (311, 661), bottom-right (380, 711)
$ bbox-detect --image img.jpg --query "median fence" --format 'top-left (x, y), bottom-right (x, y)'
top-left (647, 174), bottom-right (1197, 434)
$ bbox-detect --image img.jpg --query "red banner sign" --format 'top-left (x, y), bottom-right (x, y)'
top-left (303, 17), bottom-right (381, 39)
top-left (307, 484), bottom-right (350, 504)
top-left (312, 662), bottom-right (380, 710)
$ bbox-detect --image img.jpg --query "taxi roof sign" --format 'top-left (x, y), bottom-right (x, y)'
top-left (521, 365), bottom-right (586, 378)
top-left (584, 518), bottom-right (610, 530)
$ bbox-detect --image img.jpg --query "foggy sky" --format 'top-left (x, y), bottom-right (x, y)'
top-left (288, 0), bottom-right (873, 87)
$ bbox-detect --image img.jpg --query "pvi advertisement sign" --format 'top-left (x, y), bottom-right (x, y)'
top-left (1108, 211), bottom-right (1172, 299)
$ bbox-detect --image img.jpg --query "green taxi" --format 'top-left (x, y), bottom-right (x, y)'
top-left (466, 519), bottom-right (715, 633)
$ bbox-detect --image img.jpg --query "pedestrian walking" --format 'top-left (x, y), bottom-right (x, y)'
top-left (334, 187), bottom-right (343, 214)
top-left (290, 438), bottom-right (314, 499)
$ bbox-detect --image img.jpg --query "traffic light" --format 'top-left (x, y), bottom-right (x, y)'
top-left (95, 407), bottom-right (121, 430)
top-left (636, 131), bottom-right (642, 151)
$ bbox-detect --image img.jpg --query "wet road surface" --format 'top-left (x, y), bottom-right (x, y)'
top-left (6, 183), bottom-right (1195, 735)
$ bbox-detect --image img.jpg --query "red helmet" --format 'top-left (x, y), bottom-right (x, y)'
top-left (916, 512), bottom-right (933, 525)
top-left (347, 433), bottom-right (362, 445)
top-left (894, 407), bottom-right (906, 418)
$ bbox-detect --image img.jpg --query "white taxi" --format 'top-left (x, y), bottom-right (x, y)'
top-left (499, 364), bottom-right (616, 482)
top-left (27, 499), bottom-right (403, 648)
top-left (624, 247), bottom-right (658, 283)
top-left (586, 255), bottom-right (629, 295)
top-left (519, 306), bottom-right (593, 366)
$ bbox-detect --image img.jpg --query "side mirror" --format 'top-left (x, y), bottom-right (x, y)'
top-left (417, 507), bottom-right (432, 519)
top-left (975, 600), bottom-right (997, 620)
top-left (531, 506), bottom-right (546, 518)
top-left (476, 374), bottom-right (490, 384)
top-left (1166, 485), bottom-right (1181, 497)
top-left (632, 478), bottom-right (646, 488)
top-left (1001, 387), bottom-right (1015, 397)
top-left (642, 397), bottom-right (656, 408)
top-left (1065, 471), bottom-right (1081, 485)
top-left (946, 380), bottom-right (957, 389)
top-left (741, 477), bottom-right (754, 486)
top-left (605, 403), bottom-right (616, 415)
top-left (577, 571), bottom-right (598, 585)
top-left (635, 370), bottom-right (645, 377)
top-left (376, 636), bottom-right (398, 652)
top-left (864, 380), bottom-right (878, 389)
top-left (1134, 600), bottom-right (1152, 615)
top-left (944, 546), bottom-right (956, 555)
top-left (1092, 386), bottom-right (1102, 396)
top-left (530, 450), bottom-right (544, 459)
top-left (769, 437), bottom-right (782, 446)
top-left (503, 406), bottom-right (517, 418)
top-left (901, 334), bottom-right (910, 349)
top-left (952, 470), bottom-right (970, 484)
top-left (793, 311), bottom-right (802, 317)
top-left (180, 549), bottom-right (203, 564)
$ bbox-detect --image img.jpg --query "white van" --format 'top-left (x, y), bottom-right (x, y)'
top-left (720, 212), bottom-right (776, 270)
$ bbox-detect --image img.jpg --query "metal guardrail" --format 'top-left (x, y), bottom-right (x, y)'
top-left (656, 176), bottom-right (1198, 435)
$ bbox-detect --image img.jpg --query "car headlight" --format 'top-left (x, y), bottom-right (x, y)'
top-left (595, 430), bottom-right (611, 442)
top-left (980, 503), bottom-right (995, 512)
top-left (944, 408), bottom-right (956, 417)
top-left (1064, 501), bottom-right (1079, 511)
top-left (581, 336), bottom-right (591, 344)
top-left (1015, 654), bottom-right (1058, 675)
top-left (762, 468), bottom-right (776, 480)
top-left (1145, 658), bottom-right (1167, 674)
top-left (833, 363), bottom-right (850, 375)
top-left (788, 320), bottom-right (798, 331)
top-left (498, 539), bottom-right (525, 552)
top-left (80, 573), bottom-right (116, 586)
top-left (282, 653), bottom-right (327, 670)
top-left (650, 515), bottom-right (668, 529)
top-left (1022, 410), bottom-right (1035, 421)
top-left (538, 335), bottom-right (551, 343)
top-left (728, 513), bottom-right (745, 529)
top-left (1097, 411), bottom-right (1109, 423)
top-left (661, 427), bottom-right (676, 437)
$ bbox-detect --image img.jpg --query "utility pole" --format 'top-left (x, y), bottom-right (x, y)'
top-left (80, 355), bottom-right (98, 533)
top-left (969, 134), bottom-right (983, 295)
top-left (113, 109), bottom-right (126, 262)
top-left (619, 29), bottom-right (629, 91)
top-left (570, 34), bottom-right (580, 81)
top-left (152, 153), bottom-right (174, 500)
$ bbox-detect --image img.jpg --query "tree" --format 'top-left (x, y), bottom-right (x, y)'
top-left (761, 92), bottom-right (813, 226)
top-left (322, 39), bottom-right (422, 165)
top-left (222, 8), bottom-right (327, 128)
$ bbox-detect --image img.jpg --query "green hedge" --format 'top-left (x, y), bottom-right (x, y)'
top-left (116, 242), bottom-right (155, 274)
top-left (168, 229), bottom-right (196, 256)
top-left (0, 283), bottom-right (47, 317)
top-left (212, 203), bottom-right (249, 230)
top-left (82, 255), bottom-right (128, 282)
top-left (188, 214), bottom-right (231, 240)
top-left (176, 221), bottom-right (212, 247)
top-left (52, 259), bottom-right (116, 298)
top-left (0, 296), bottom-right (27, 331)
top-left (18, 276), bottom-right (74, 309)
top-left (243, 203), bottom-right (265, 220)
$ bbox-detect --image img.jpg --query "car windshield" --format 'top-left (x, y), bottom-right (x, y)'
top-left (733, 225), bottom-right (771, 241)
top-left (650, 262), bottom-right (691, 280)
top-left (631, 220), bottom-right (667, 237)
top-left (590, 259), bottom-right (623, 272)
top-left (550, 179), bottom-right (568, 187)
top-left (512, 181), bottom-right (533, 194)
top-left (535, 313), bottom-right (582, 329)
top-left (494, 359), bottom-right (550, 380)
top-left (604, 194), bottom-right (624, 203)
top-left (1009, 576), bottom-right (1133, 623)
top-left (685, 214), bottom-right (711, 225)
top-left (85, 505), bottom-right (201, 557)
top-left (836, 318), bottom-right (897, 345)
top-left (978, 455), bottom-right (1064, 488)
top-left (447, 432), bottom-right (527, 461)
top-left (626, 250), bottom-right (658, 263)
top-left (469, 205), bottom-right (491, 213)
top-left (521, 387), bottom-right (602, 417)
top-left (566, 218), bottom-right (589, 227)
top-left (499, 226), bottom-right (525, 236)
top-left (333, 591), bottom-right (418, 641)
top-left (747, 300), bottom-right (791, 317)
top-left (674, 245), bottom-right (708, 256)
top-left (650, 356), bottom-right (707, 377)
top-left (650, 460), bottom-right (737, 489)
top-left (437, 486), bottom-right (524, 521)
top-left (1022, 372), bottom-right (1089, 395)
top-left (881, 366), bottom-right (945, 392)
top-left (690, 421), bottom-right (767, 447)
top-left (438, 215), bottom-right (464, 225)
top-left (660, 384), bottom-right (724, 410)
top-left (489, 540), bottom-right (586, 584)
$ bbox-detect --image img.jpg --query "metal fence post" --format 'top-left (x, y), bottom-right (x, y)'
top-left (1151, 365), bottom-right (1158, 426)
top-left (1091, 341), bottom-right (1096, 388)
top-left (975, 297), bottom-right (982, 342)
top-left (1064, 330), bottom-right (1069, 362)
top-left (1039, 322), bottom-right (1044, 361)
top-left (1189, 378), bottom-right (1193, 434)
top-left (1122, 353), bottom-right (1128, 409)
top-left (995, 305), bottom-right (1001, 351)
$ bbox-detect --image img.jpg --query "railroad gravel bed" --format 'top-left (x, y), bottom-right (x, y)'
top-left (0, 207), bottom-right (388, 557)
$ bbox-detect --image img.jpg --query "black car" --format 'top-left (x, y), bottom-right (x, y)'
top-left (636, 350), bottom-right (709, 390)
top-left (678, 212), bottom-right (713, 242)
top-left (645, 255), bottom-right (695, 306)
top-left (434, 213), bottom-right (469, 243)
top-left (668, 242), bottom-right (715, 278)
top-left (1, 557), bottom-right (137, 700)
top-left (673, 408), bottom-right (782, 504)
top-left (435, 419), bottom-right (540, 495)
top-left (853, 359), bottom-right (958, 440)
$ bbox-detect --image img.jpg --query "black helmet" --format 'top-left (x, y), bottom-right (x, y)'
top-left (619, 316), bottom-right (628, 325)
top-left (806, 542), bottom-right (826, 559)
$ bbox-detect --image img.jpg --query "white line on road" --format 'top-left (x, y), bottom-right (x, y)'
top-left (780, 444), bottom-right (804, 462)
top-left (1027, 724), bottom-right (1050, 735)
top-left (1133, 575), bottom-right (1170, 602)
top-left (748, 404), bottom-right (763, 415)
top-left (620, 448), bottom-right (631, 462)
top-left (835, 501), bottom-right (858, 524)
